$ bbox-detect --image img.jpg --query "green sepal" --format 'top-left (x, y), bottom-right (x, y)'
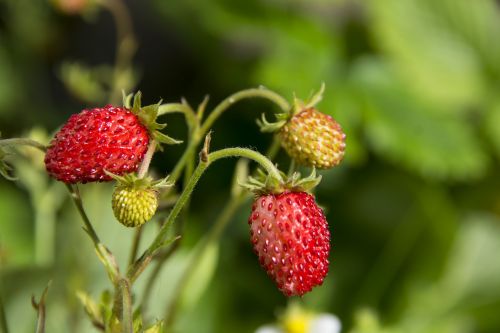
top-left (256, 113), bottom-right (287, 133)
top-left (256, 83), bottom-right (326, 133)
top-left (122, 90), bottom-right (134, 108)
top-left (104, 170), bottom-right (174, 190)
top-left (153, 130), bottom-right (183, 146)
top-left (241, 168), bottom-right (321, 196)
top-left (127, 91), bottom-right (183, 147)
top-left (0, 147), bottom-right (16, 181)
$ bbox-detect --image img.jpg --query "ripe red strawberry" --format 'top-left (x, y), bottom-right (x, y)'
top-left (248, 191), bottom-right (330, 296)
top-left (44, 105), bottom-right (150, 183)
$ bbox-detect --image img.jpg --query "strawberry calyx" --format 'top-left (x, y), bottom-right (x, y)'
top-left (104, 170), bottom-right (174, 191)
top-left (257, 83), bottom-right (325, 133)
top-left (242, 168), bottom-right (321, 196)
top-left (125, 92), bottom-right (183, 149)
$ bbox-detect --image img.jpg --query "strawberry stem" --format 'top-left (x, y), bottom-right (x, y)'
top-left (137, 140), bottom-right (157, 178)
top-left (168, 87), bottom-right (290, 183)
top-left (65, 184), bottom-right (120, 283)
top-left (127, 146), bottom-right (282, 282)
top-left (158, 102), bottom-right (198, 131)
top-left (0, 138), bottom-right (47, 152)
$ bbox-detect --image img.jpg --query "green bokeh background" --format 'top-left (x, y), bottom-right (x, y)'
top-left (1, 0), bottom-right (500, 332)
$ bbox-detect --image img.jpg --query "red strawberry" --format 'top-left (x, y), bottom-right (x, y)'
top-left (44, 105), bottom-right (150, 183)
top-left (248, 191), bottom-right (330, 296)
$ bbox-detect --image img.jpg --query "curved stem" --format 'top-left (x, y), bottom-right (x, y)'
top-left (200, 87), bottom-right (290, 136)
top-left (158, 103), bottom-right (198, 131)
top-left (0, 138), bottom-right (47, 152)
top-left (137, 141), bottom-right (156, 178)
top-left (128, 226), bottom-right (143, 267)
top-left (169, 88), bottom-right (289, 182)
top-left (127, 147), bottom-right (282, 282)
top-left (140, 135), bottom-right (281, 311)
top-left (65, 184), bottom-right (120, 282)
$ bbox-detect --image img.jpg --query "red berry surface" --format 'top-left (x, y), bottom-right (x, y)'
top-left (45, 105), bottom-right (150, 184)
top-left (248, 191), bottom-right (330, 296)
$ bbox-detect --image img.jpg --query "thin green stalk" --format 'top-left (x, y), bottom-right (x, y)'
top-left (158, 103), bottom-right (198, 131)
top-left (169, 88), bottom-right (290, 182)
top-left (120, 279), bottom-right (133, 333)
top-left (0, 138), bottom-right (46, 152)
top-left (128, 147), bottom-right (282, 282)
top-left (140, 135), bottom-right (281, 311)
top-left (65, 184), bottom-right (119, 282)
top-left (137, 141), bottom-right (157, 178)
top-left (200, 87), bottom-right (290, 135)
top-left (128, 227), bottom-right (143, 267)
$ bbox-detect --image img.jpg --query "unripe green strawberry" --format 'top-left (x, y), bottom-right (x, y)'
top-left (279, 108), bottom-right (345, 169)
top-left (112, 186), bottom-right (158, 227)
top-left (107, 172), bottom-right (173, 228)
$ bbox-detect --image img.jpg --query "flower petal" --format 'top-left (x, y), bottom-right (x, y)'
top-left (255, 324), bottom-right (283, 333)
top-left (309, 314), bottom-right (341, 333)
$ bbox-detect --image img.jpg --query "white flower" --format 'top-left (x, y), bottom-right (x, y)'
top-left (255, 304), bottom-right (341, 333)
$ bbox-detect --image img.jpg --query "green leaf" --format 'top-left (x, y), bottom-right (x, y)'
top-left (368, 0), bottom-right (500, 110)
top-left (351, 57), bottom-right (488, 180)
top-left (76, 291), bottom-right (104, 328)
top-left (439, 213), bottom-right (500, 303)
top-left (59, 62), bottom-right (108, 104)
top-left (180, 242), bottom-right (219, 310)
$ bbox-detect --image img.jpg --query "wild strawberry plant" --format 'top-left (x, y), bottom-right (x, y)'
top-left (0, 84), bottom-right (345, 332)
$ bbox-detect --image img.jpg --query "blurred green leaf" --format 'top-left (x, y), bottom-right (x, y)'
top-left (368, 0), bottom-right (500, 110)
top-left (484, 99), bottom-right (500, 159)
top-left (439, 213), bottom-right (500, 304)
top-left (351, 57), bottom-right (488, 180)
top-left (59, 62), bottom-right (109, 105)
top-left (180, 242), bottom-right (219, 310)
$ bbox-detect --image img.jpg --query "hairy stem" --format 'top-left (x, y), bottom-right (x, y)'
top-left (65, 184), bottom-right (119, 282)
top-left (140, 135), bottom-right (280, 311)
top-left (169, 88), bottom-right (289, 182)
top-left (0, 138), bottom-right (47, 152)
top-left (128, 226), bottom-right (143, 267)
top-left (117, 279), bottom-right (133, 333)
top-left (137, 140), bottom-right (157, 178)
top-left (128, 147), bottom-right (282, 282)
top-left (163, 137), bottom-right (281, 326)
top-left (158, 103), bottom-right (198, 131)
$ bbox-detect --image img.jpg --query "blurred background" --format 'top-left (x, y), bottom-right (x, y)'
top-left (1, 0), bottom-right (500, 332)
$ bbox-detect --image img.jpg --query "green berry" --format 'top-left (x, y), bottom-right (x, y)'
top-left (112, 186), bottom-right (158, 227)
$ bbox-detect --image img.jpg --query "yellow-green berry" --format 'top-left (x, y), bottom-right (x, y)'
top-left (279, 108), bottom-right (345, 169)
top-left (112, 186), bottom-right (158, 227)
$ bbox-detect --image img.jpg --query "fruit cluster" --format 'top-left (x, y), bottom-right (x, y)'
top-left (39, 87), bottom-right (346, 297)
